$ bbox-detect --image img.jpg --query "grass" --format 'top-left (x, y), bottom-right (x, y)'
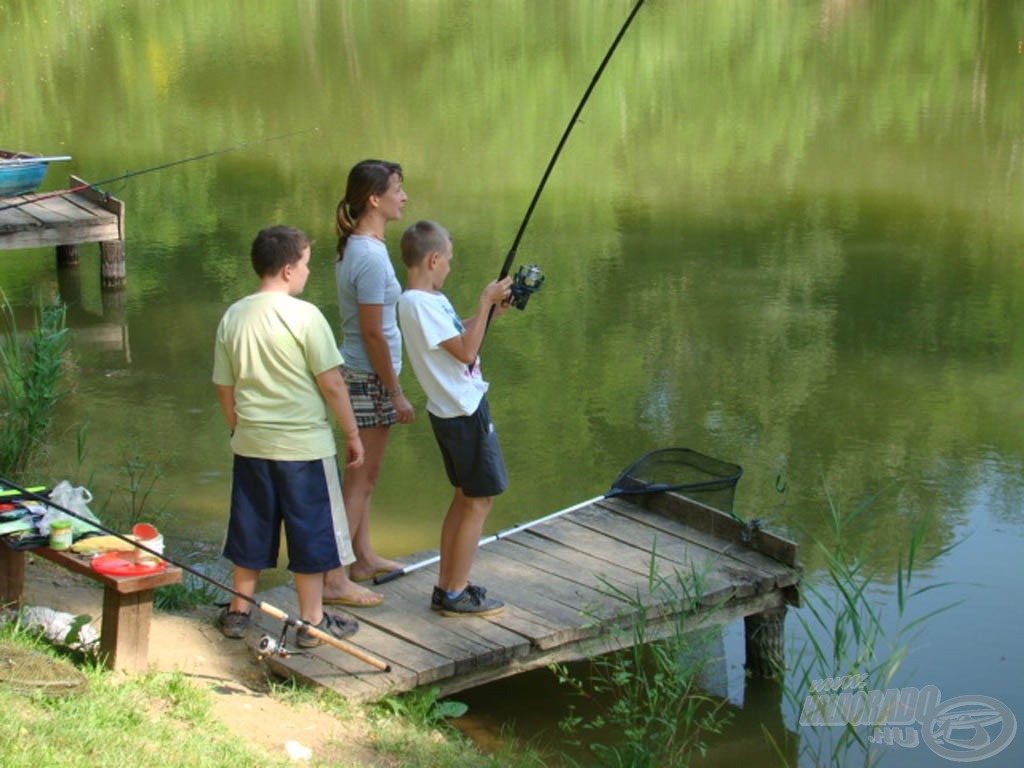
top-left (0, 615), bottom-right (550, 768)
top-left (0, 626), bottom-right (282, 768)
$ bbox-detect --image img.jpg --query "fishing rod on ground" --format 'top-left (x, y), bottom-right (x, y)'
top-left (374, 446), bottom-right (748, 584)
top-left (0, 128), bottom-right (319, 214)
top-left (0, 476), bottom-right (391, 672)
top-left (483, 0), bottom-right (648, 333)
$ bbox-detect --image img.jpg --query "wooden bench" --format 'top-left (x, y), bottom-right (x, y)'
top-left (0, 541), bottom-right (182, 673)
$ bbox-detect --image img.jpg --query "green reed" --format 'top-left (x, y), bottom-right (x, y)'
top-left (773, 488), bottom-right (959, 768)
top-left (552, 547), bottom-right (730, 767)
top-left (0, 296), bottom-right (69, 479)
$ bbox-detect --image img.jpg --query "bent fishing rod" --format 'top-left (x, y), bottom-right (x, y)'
top-left (486, 0), bottom-right (647, 329)
top-left (0, 128), bottom-right (318, 214)
top-left (0, 476), bottom-right (390, 672)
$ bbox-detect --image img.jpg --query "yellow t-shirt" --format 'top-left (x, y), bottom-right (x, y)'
top-left (213, 291), bottom-right (343, 460)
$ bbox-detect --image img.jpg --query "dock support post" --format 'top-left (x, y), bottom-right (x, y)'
top-left (744, 605), bottom-right (786, 680)
top-left (56, 243), bottom-right (79, 268)
top-left (100, 240), bottom-right (126, 288)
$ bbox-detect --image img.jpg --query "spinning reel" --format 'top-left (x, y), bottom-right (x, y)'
top-left (256, 627), bottom-right (291, 659)
top-left (508, 264), bottom-right (545, 310)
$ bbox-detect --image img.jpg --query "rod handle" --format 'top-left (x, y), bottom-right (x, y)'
top-left (373, 568), bottom-right (406, 585)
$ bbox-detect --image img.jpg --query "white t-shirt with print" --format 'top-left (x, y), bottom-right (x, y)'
top-left (397, 289), bottom-right (488, 419)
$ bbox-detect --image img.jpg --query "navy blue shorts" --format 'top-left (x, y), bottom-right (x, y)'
top-left (222, 456), bottom-right (351, 574)
top-left (428, 396), bottom-right (508, 498)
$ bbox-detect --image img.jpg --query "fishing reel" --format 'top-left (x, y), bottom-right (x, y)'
top-left (508, 264), bottom-right (545, 310)
top-left (256, 630), bottom-right (291, 659)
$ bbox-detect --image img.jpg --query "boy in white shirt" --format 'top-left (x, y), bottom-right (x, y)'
top-left (397, 220), bottom-right (513, 616)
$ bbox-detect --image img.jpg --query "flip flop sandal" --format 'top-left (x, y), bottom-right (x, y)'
top-left (322, 591), bottom-right (384, 607)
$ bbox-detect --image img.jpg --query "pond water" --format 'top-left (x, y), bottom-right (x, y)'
top-left (2, 2), bottom-right (1022, 765)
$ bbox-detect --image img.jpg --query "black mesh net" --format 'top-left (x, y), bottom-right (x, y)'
top-left (609, 448), bottom-right (743, 514)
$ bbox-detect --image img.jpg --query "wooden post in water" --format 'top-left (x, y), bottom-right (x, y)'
top-left (744, 605), bottom-right (786, 680)
top-left (56, 243), bottom-right (79, 268)
top-left (69, 175), bottom-right (127, 289)
top-left (100, 239), bottom-right (126, 288)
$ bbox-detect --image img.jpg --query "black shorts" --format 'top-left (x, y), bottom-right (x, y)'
top-left (222, 455), bottom-right (352, 574)
top-left (428, 396), bottom-right (508, 498)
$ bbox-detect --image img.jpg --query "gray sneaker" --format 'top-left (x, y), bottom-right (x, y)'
top-left (218, 609), bottom-right (251, 639)
top-left (440, 585), bottom-right (504, 618)
top-left (432, 583), bottom-right (487, 611)
top-left (296, 613), bottom-right (359, 648)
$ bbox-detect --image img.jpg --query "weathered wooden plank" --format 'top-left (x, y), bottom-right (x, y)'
top-left (251, 585), bottom-right (432, 690)
top-left (576, 502), bottom-right (777, 593)
top-left (486, 534), bottom-right (696, 622)
top-left (600, 498), bottom-right (800, 590)
top-left (432, 590), bottom-right (790, 699)
top-left (467, 549), bottom-right (608, 649)
top-left (363, 575), bottom-right (532, 671)
top-left (0, 203), bottom-right (41, 232)
top-left (70, 174), bottom-right (126, 239)
top-left (502, 525), bottom-right (743, 611)
top-left (0, 182), bottom-right (121, 250)
top-left (524, 512), bottom-right (754, 606)
top-left (637, 492), bottom-right (801, 567)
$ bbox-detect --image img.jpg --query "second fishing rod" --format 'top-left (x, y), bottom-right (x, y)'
top-left (0, 477), bottom-right (390, 671)
top-left (0, 128), bottom-right (318, 214)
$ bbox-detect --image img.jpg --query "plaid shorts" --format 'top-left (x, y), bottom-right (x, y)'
top-left (341, 367), bottom-right (398, 429)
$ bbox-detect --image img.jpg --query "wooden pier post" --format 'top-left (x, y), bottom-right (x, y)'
top-left (56, 243), bottom-right (79, 267)
top-left (70, 174), bottom-right (127, 289)
top-left (744, 605), bottom-right (786, 680)
top-left (100, 239), bottom-right (126, 288)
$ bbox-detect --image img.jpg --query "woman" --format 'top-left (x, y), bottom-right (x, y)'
top-left (323, 159), bottom-right (413, 606)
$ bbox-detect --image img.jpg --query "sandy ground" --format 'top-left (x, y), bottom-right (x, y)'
top-left (19, 553), bottom-right (383, 766)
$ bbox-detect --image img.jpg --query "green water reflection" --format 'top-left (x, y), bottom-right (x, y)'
top-left (2, 1), bottom-right (1022, 764)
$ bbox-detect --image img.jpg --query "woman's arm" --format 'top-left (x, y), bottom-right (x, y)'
top-left (358, 303), bottom-right (415, 423)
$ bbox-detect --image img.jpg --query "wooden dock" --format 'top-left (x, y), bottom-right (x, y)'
top-left (248, 492), bottom-right (801, 703)
top-left (0, 176), bottom-right (126, 287)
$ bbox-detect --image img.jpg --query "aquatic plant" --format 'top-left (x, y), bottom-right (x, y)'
top-left (772, 488), bottom-right (959, 767)
top-left (0, 296), bottom-right (69, 478)
top-left (552, 548), bottom-right (730, 767)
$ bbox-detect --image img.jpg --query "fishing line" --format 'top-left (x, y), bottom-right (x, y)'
top-left (0, 476), bottom-right (390, 671)
top-left (0, 128), bottom-right (319, 214)
top-left (483, 0), bottom-right (646, 335)
top-left (498, 0), bottom-right (646, 281)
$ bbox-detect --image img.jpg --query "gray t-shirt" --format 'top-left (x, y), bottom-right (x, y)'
top-left (335, 235), bottom-right (402, 374)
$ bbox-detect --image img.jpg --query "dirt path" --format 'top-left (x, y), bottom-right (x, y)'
top-left (19, 554), bottom-right (383, 766)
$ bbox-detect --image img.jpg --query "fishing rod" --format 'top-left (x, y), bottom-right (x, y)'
top-left (488, 0), bottom-right (647, 325)
top-left (0, 128), bottom-right (318, 214)
top-left (0, 476), bottom-right (390, 672)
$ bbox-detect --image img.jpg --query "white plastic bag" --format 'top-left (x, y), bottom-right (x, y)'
top-left (19, 605), bottom-right (99, 650)
top-left (39, 481), bottom-right (102, 536)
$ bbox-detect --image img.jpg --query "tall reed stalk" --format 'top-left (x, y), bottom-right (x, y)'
top-left (776, 489), bottom-right (958, 767)
top-left (553, 549), bottom-right (730, 767)
top-left (0, 297), bottom-right (69, 478)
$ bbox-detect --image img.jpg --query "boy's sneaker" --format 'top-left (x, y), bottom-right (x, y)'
top-left (218, 609), bottom-right (250, 639)
top-left (431, 583), bottom-right (487, 611)
top-left (296, 613), bottom-right (360, 649)
top-left (440, 584), bottom-right (504, 618)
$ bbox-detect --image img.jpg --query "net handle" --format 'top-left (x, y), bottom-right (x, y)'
top-left (375, 447), bottom-right (735, 584)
